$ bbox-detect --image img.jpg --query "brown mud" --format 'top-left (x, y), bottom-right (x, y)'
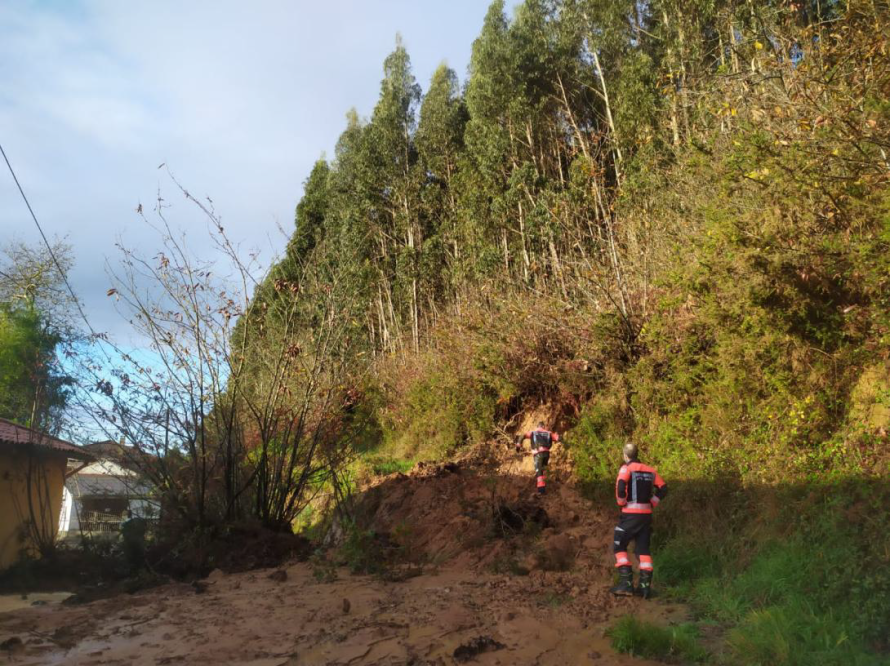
top-left (0, 433), bottom-right (691, 665)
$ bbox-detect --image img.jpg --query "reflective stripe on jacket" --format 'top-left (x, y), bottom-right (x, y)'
top-left (615, 462), bottom-right (667, 514)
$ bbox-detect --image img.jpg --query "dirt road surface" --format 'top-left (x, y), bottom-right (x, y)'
top-left (0, 560), bottom-right (686, 665)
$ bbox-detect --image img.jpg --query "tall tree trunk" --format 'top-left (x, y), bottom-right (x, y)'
top-left (676, 19), bottom-right (692, 139)
top-left (592, 50), bottom-right (623, 186)
top-left (518, 200), bottom-right (531, 283)
top-left (663, 10), bottom-right (682, 146)
top-left (376, 289), bottom-right (389, 351)
top-left (556, 73), bottom-right (591, 160)
top-left (548, 234), bottom-right (568, 300)
top-left (729, 18), bottom-right (741, 74)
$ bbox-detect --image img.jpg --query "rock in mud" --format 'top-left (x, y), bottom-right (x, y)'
top-left (342, 598), bottom-right (351, 614)
top-left (206, 568), bottom-right (226, 582)
top-left (268, 569), bottom-right (288, 582)
top-left (452, 635), bottom-right (505, 663)
top-left (51, 625), bottom-right (84, 650)
top-left (535, 533), bottom-right (575, 571)
top-left (0, 636), bottom-right (23, 654)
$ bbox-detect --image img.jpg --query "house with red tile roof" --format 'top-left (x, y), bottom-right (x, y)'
top-left (0, 418), bottom-right (92, 569)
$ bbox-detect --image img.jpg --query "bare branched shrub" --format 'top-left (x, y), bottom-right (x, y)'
top-left (75, 183), bottom-right (369, 533)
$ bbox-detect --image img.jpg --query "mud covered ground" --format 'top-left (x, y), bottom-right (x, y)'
top-left (0, 560), bottom-right (687, 665)
top-left (0, 428), bottom-right (692, 665)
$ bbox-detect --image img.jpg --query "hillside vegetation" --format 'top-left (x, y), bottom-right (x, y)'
top-left (242, 0), bottom-right (890, 662)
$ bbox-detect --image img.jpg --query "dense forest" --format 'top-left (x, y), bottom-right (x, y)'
top-left (257, 0), bottom-right (889, 479)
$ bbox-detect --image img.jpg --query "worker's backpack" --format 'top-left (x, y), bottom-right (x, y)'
top-left (532, 430), bottom-right (552, 450)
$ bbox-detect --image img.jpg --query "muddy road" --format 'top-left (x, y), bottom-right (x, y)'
top-left (0, 560), bottom-right (686, 665)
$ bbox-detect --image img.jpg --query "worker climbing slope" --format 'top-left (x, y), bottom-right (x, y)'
top-left (515, 422), bottom-right (559, 494)
top-left (610, 442), bottom-right (667, 599)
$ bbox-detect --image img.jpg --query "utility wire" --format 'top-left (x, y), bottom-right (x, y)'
top-left (0, 141), bottom-right (100, 339)
top-left (0, 143), bottom-right (171, 451)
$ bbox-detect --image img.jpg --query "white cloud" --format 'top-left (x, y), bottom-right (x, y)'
top-left (1, 0), bottom-right (494, 344)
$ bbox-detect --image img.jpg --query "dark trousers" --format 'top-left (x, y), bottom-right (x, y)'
top-left (533, 451), bottom-right (550, 490)
top-left (613, 513), bottom-right (653, 571)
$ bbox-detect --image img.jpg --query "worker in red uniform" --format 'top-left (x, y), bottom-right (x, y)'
top-left (610, 442), bottom-right (667, 598)
top-left (515, 422), bottom-right (559, 494)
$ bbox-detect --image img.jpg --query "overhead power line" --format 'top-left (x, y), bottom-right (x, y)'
top-left (0, 141), bottom-right (100, 338)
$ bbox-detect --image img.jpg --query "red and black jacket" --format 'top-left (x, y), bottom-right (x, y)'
top-left (523, 428), bottom-right (559, 454)
top-left (615, 462), bottom-right (667, 514)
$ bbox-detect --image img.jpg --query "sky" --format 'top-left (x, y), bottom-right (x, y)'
top-left (0, 0), bottom-right (508, 346)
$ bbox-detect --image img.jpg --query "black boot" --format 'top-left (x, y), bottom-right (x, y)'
top-left (610, 565), bottom-right (635, 596)
top-left (635, 570), bottom-right (654, 599)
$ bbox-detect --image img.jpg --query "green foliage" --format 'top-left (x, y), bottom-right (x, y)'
top-left (338, 521), bottom-right (388, 575)
top-left (363, 455), bottom-right (413, 477)
top-left (380, 358), bottom-right (499, 461)
top-left (726, 605), bottom-right (883, 666)
top-left (337, 519), bottom-right (413, 577)
top-left (654, 486), bottom-right (890, 664)
top-left (608, 615), bottom-right (708, 663)
top-left (291, 159), bottom-right (331, 263)
top-left (568, 400), bottom-right (626, 496)
top-left (655, 536), bottom-right (722, 592)
top-left (0, 304), bottom-right (71, 428)
top-left (309, 549), bottom-right (338, 583)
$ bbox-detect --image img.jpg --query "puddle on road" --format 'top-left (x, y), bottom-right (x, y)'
top-left (0, 592), bottom-right (72, 614)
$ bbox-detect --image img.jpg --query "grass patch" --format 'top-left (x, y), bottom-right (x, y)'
top-left (608, 615), bottom-right (708, 663)
top-left (726, 603), bottom-right (886, 666)
top-left (538, 591), bottom-right (570, 608)
top-left (656, 535), bottom-right (722, 592)
top-left (365, 455), bottom-right (414, 476)
top-left (655, 488), bottom-right (890, 664)
top-left (489, 554), bottom-right (530, 576)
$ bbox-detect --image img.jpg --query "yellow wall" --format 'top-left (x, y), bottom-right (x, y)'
top-left (0, 448), bottom-right (67, 570)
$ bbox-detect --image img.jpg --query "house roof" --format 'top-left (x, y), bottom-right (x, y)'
top-left (67, 473), bottom-right (153, 498)
top-left (82, 439), bottom-right (156, 472)
top-left (0, 418), bottom-right (93, 461)
top-left (83, 440), bottom-right (123, 456)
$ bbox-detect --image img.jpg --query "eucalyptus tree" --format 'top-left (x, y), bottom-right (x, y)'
top-left (291, 159), bottom-right (331, 263)
top-left (363, 37), bottom-right (424, 351)
top-left (416, 63), bottom-right (467, 301)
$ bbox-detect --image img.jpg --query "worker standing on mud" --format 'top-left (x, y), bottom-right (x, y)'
top-left (610, 442), bottom-right (667, 599)
top-left (514, 422), bottom-right (559, 494)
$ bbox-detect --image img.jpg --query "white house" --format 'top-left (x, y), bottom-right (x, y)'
top-left (59, 441), bottom-right (159, 539)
